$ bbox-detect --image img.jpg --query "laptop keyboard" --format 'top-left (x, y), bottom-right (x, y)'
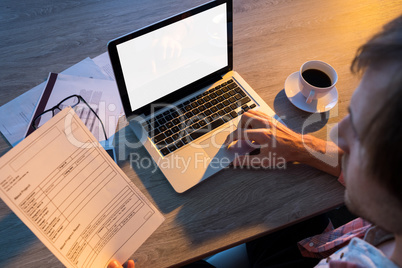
top-left (143, 79), bottom-right (256, 156)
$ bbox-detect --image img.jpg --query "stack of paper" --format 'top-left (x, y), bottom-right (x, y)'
top-left (0, 52), bottom-right (120, 147)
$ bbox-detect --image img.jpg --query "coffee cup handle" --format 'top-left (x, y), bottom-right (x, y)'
top-left (306, 90), bottom-right (315, 104)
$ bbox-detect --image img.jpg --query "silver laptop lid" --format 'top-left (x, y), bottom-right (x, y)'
top-left (108, 0), bottom-right (233, 117)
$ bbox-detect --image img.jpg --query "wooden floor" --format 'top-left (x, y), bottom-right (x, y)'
top-left (0, 0), bottom-right (400, 267)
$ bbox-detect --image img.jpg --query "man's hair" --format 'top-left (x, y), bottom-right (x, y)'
top-left (351, 15), bottom-right (402, 204)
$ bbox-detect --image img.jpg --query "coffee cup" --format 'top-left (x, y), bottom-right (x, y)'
top-left (299, 60), bottom-right (338, 104)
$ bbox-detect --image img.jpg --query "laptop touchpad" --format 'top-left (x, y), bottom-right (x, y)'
top-left (200, 125), bottom-right (234, 158)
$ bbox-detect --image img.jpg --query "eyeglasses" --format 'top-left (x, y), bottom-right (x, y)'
top-left (31, 94), bottom-right (108, 140)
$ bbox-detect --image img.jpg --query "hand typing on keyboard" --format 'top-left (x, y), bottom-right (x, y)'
top-left (225, 109), bottom-right (341, 176)
top-left (224, 109), bottom-right (303, 168)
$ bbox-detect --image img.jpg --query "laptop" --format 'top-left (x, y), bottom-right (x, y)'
top-left (108, 0), bottom-right (279, 193)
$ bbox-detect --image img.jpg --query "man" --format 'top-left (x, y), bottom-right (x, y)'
top-left (229, 14), bottom-right (402, 268)
top-left (109, 15), bottom-right (402, 268)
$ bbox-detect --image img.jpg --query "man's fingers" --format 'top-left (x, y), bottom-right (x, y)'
top-left (108, 260), bottom-right (123, 268)
top-left (127, 260), bottom-right (135, 268)
top-left (246, 109), bottom-right (272, 120)
top-left (108, 259), bottom-right (135, 268)
top-left (239, 112), bottom-right (271, 129)
top-left (224, 127), bottom-right (241, 145)
top-left (239, 111), bottom-right (277, 131)
top-left (225, 128), bottom-right (272, 148)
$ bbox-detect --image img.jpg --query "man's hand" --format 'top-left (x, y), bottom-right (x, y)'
top-left (225, 109), bottom-right (303, 167)
top-left (108, 259), bottom-right (135, 268)
top-left (225, 110), bottom-right (342, 176)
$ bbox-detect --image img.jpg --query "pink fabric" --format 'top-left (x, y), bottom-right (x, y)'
top-left (298, 173), bottom-right (372, 258)
top-left (298, 218), bottom-right (371, 258)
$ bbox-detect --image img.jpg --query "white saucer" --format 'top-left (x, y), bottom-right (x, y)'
top-left (284, 72), bottom-right (338, 113)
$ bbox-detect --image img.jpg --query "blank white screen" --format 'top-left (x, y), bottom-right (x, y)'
top-left (116, 3), bottom-right (228, 112)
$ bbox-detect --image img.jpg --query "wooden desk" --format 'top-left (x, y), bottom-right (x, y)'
top-left (0, 0), bottom-right (399, 267)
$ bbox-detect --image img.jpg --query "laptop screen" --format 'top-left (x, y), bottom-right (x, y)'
top-left (115, 2), bottom-right (228, 113)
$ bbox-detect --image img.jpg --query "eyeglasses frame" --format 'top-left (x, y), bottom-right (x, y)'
top-left (31, 94), bottom-right (108, 141)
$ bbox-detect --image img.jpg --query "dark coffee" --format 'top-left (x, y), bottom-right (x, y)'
top-left (302, 69), bottom-right (332, 88)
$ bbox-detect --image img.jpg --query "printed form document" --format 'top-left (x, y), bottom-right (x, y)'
top-left (0, 107), bottom-right (164, 268)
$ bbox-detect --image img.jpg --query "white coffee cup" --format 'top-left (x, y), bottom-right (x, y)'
top-left (299, 60), bottom-right (338, 104)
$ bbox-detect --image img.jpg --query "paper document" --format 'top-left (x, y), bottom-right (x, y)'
top-left (93, 52), bottom-right (116, 81)
top-left (0, 108), bottom-right (164, 268)
top-left (0, 57), bottom-right (111, 147)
